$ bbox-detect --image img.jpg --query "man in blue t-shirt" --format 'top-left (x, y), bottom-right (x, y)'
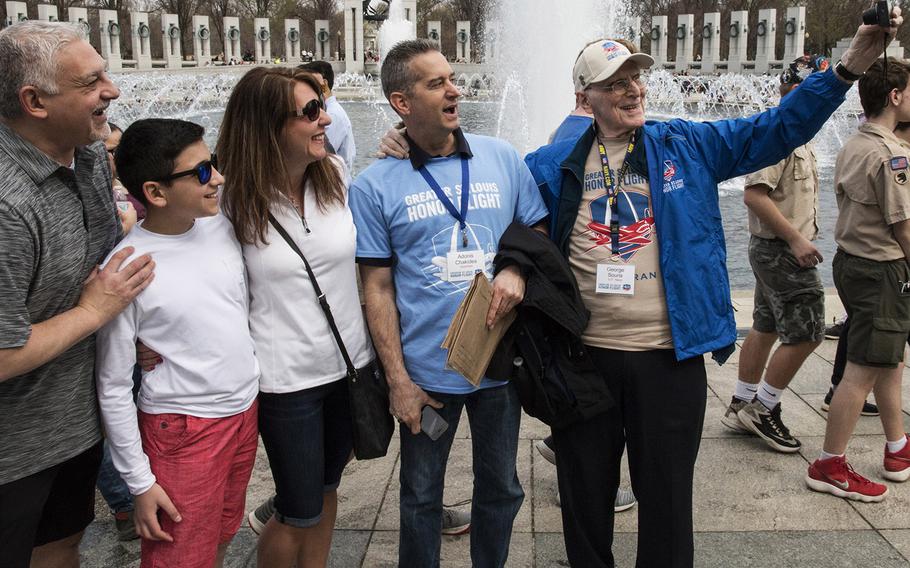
top-left (349, 39), bottom-right (548, 567)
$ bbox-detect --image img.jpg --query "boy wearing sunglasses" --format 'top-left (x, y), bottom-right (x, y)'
top-left (95, 118), bottom-right (261, 568)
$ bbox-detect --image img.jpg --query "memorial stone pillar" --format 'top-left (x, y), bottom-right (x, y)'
top-left (701, 12), bottom-right (721, 73)
top-left (754, 8), bottom-right (777, 73)
top-left (314, 19), bottom-right (329, 61)
top-left (99, 10), bottom-right (122, 70)
top-left (649, 15), bottom-right (668, 67)
top-left (223, 16), bottom-right (241, 64)
top-left (192, 15), bottom-right (211, 66)
top-left (37, 4), bottom-right (58, 21)
top-left (675, 14), bottom-right (694, 72)
top-left (456, 20), bottom-right (470, 62)
top-left (131, 12), bottom-right (152, 69)
top-left (254, 17), bottom-right (271, 63)
top-left (4, 1), bottom-right (26, 27)
top-left (728, 11), bottom-right (748, 73)
top-left (285, 19), bottom-right (301, 65)
top-left (161, 13), bottom-right (183, 69)
top-left (783, 6), bottom-right (806, 63)
top-left (343, 0), bottom-right (364, 73)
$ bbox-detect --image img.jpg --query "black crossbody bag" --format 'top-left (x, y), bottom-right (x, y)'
top-left (269, 213), bottom-right (394, 460)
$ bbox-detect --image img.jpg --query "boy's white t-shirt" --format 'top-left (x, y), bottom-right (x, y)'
top-left (95, 214), bottom-right (260, 495)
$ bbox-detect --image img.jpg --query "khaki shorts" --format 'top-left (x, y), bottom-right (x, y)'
top-left (833, 250), bottom-right (910, 368)
top-left (749, 236), bottom-right (825, 344)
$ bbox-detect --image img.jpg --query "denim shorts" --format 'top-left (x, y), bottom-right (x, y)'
top-left (258, 379), bottom-right (353, 528)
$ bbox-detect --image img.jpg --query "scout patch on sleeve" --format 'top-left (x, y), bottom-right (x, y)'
top-left (896, 171), bottom-right (908, 185)
top-left (891, 156), bottom-right (909, 170)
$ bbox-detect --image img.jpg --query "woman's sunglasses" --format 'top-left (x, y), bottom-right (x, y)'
top-left (289, 97), bottom-right (325, 121)
top-left (154, 154), bottom-right (218, 185)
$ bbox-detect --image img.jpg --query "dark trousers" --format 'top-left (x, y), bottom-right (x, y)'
top-left (552, 347), bottom-right (707, 568)
top-left (831, 319), bottom-right (910, 385)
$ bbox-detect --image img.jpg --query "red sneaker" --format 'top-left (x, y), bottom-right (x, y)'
top-left (884, 435), bottom-right (910, 482)
top-left (805, 455), bottom-right (888, 502)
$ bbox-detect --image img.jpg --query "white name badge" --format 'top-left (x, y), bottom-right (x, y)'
top-left (446, 250), bottom-right (485, 282)
top-left (596, 264), bottom-right (635, 295)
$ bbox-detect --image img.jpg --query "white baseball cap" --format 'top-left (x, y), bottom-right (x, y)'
top-left (573, 39), bottom-right (655, 93)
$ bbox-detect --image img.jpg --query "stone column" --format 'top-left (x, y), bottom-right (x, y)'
top-left (675, 14), bottom-right (694, 72)
top-left (284, 20), bottom-right (301, 65)
top-left (98, 10), bottom-right (122, 71)
top-left (254, 17), bottom-right (271, 63)
top-left (69, 6), bottom-right (90, 39)
top-left (192, 15), bottom-right (211, 66)
top-left (754, 8), bottom-right (777, 73)
top-left (223, 16), bottom-right (241, 64)
top-left (701, 12), bottom-right (721, 73)
top-left (649, 15), bottom-right (668, 67)
top-left (427, 20), bottom-right (441, 45)
top-left (624, 17), bottom-right (641, 50)
top-left (161, 13), bottom-right (183, 69)
top-left (782, 6), bottom-right (806, 63)
top-left (344, 0), bottom-right (364, 73)
top-left (131, 12), bottom-right (152, 69)
top-left (37, 4), bottom-right (58, 22)
top-left (314, 19), bottom-right (329, 61)
top-left (4, 1), bottom-right (27, 27)
top-left (728, 11), bottom-right (748, 73)
top-left (456, 20), bottom-right (470, 62)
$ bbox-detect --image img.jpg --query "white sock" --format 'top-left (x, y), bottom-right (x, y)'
top-left (887, 435), bottom-right (908, 454)
top-left (820, 450), bottom-right (843, 461)
top-left (734, 379), bottom-right (758, 402)
top-left (756, 381), bottom-right (784, 409)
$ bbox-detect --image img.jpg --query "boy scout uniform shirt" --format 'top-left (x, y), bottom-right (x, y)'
top-left (744, 143), bottom-right (819, 240)
top-left (568, 135), bottom-right (673, 351)
top-left (834, 122), bottom-right (910, 261)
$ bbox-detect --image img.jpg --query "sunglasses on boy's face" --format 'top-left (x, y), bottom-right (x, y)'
top-left (289, 97), bottom-right (325, 121)
top-left (154, 155), bottom-right (218, 185)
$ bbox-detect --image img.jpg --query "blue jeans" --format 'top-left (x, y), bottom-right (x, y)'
top-left (96, 365), bottom-right (141, 514)
top-left (398, 383), bottom-right (524, 568)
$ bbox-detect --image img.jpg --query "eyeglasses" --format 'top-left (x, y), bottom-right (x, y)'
top-left (154, 154), bottom-right (218, 185)
top-left (588, 74), bottom-right (647, 96)
top-left (289, 97), bottom-right (325, 121)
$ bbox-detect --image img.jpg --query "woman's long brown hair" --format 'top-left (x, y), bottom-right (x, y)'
top-left (217, 67), bottom-right (345, 245)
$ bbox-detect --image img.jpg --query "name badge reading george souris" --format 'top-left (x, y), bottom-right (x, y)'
top-left (596, 264), bottom-right (635, 295)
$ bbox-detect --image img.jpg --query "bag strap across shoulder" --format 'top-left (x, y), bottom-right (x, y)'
top-left (268, 212), bottom-right (358, 378)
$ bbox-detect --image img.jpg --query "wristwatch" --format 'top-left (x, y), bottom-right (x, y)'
top-left (835, 60), bottom-right (863, 82)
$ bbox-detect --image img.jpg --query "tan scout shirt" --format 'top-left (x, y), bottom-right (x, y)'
top-left (744, 143), bottom-right (819, 240)
top-left (834, 122), bottom-right (910, 261)
top-left (568, 136), bottom-right (673, 351)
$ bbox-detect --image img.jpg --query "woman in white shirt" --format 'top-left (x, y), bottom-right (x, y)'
top-left (217, 68), bottom-right (372, 568)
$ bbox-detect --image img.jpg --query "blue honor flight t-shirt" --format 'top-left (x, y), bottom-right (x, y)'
top-left (349, 130), bottom-right (548, 394)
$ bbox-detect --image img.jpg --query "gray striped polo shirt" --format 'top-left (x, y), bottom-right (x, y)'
top-left (0, 122), bottom-right (119, 484)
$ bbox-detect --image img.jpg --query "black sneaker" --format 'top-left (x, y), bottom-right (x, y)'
top-left (248, 495), bottom-right (275, 535)
top-left (821, 387), bottom-right (879, 416)
top-left (825, 317), bottom-right (846, 339)
top-left (736, 400), bottom-right (801, 453)
top-left (720, 397), bottom-right (751, 433)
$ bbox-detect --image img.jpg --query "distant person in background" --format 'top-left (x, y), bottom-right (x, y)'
top-left (807, 61), bottom-right (910, 502)
top-left (721, 56), bottom-right (829, 454)
top-left (300, 60), bottom-right (357, 173)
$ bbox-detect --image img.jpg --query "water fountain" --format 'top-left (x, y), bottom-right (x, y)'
top-left (105, 0), bottom-right (866, 287)
top-left (378, 0), bottom-right (415, 60)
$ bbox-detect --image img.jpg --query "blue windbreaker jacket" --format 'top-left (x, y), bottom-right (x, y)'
top-left (525, 69), bottom-right (850, 363)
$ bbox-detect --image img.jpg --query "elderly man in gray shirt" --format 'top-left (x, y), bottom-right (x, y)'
top-left (0, 22), bottom-right (154, 568)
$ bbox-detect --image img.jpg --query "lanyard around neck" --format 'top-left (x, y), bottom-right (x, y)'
top-left (418, 157), bottom-right (471, 247)
top-left (597, 132), bottom-right (636, 255)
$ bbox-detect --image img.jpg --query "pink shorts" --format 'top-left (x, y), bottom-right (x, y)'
top-left (138, 401), bottom-right (258, 568)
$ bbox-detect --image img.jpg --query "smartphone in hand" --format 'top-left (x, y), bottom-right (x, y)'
top-left (420, 406), bottom-right (449, 441)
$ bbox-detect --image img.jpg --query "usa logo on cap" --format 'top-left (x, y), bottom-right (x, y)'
top-left (601, 41), bottom-right (625, 60)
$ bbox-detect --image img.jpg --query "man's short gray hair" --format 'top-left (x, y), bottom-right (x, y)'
top-left (380, 38), bottom-right (440, 101)
top-left (0, 21), bottom-right (88, 119)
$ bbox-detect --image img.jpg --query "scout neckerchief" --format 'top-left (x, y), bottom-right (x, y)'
top-left (418, 157), bottom-right (471, 247)
top-left (597, 129), bottom-right (637, 255)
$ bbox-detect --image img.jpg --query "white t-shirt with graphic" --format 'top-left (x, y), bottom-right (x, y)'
top-left (350, 133), bottom-right (548, 394)
top-left (569, 136), bottom-right (673, 350)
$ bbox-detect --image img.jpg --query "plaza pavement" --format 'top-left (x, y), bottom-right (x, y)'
top-left (79, 290), bottom-right (910, 567)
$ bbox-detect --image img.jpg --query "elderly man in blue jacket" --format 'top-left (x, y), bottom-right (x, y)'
top-left (523, 12), bottom-right (902, 568)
